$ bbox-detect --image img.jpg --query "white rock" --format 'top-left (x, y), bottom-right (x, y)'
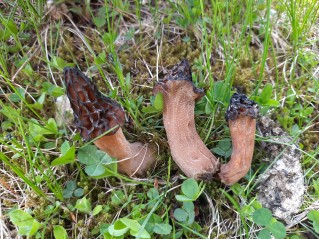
top-left (257, 116), bottom-right (305, 223)
top-left (55, 95), bottom-right (73, 127)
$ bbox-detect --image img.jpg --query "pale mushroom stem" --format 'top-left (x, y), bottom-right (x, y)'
top-left (154, 60), bottom-right (219, 180)
top-left (219, 93), bottom-right (259, 185)
top-left (64, 67), bottom-right (156, 177)
top-left (94, 128), bottom-right (155, 177)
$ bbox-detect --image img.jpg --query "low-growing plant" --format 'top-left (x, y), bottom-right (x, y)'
top-left (62, 180), bottom-right (84, 199)
top-left (53, 225), bottom-right (68, 239)
top-left (51, 141), bottom-right (76, 166)
top-left (277, 88), bottom-right (315, 135)
top-left (213, 138), bottom-right (232, 158)
top-left (9, 209), bottom-right (42, 238)
top-left (251, 83), bottom-right (280, 114)
top-left (307, 210), bottom-right (319, 234)
top-left (78, 145), bottom-right (117, 178)
top-left (252, 208), bottom-right (286, 239)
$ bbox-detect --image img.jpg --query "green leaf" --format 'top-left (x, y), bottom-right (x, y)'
top-left (252, 208), bottom-right (273, 226)
top-left (74, 188), bottom-right (84, 198)
top-left (19, 219), bottom-right (42, 237)
top-left (308, 210), bottom-right (319, 222)
top-left (4, 20), bottom-right (18, 35)
top-left (120, 218), bottom-right (151, 238)
top-left (213, 139), bottom-right (232, 157)
top-left (60, 141), bottom-right (70, 155)
top-left (1, 120), bottom-right (13, 131)
top-left (62, 189), bottom-right (73, 199)
top-left (154, 93), bottom-right (164, 110)
top-left (85, 163), bottom-right (106, 176)
top-left (265, 99), bottom-right (280, 107)
top-left (53, 225), bottom-right (68, 239)
top-left (142, 213), bottom-right (162, 232)
top-left (108, 220), bottom-right (129, 237)
top-left (130, 229), bottom-right (151, 239)
top-left (120, 218), bottom-right (140, 231)
top-left (37, 93), bottom-right (46, 105)
top-left (92, 205), bottom-right (103, 216)
top-left (181, 201), bottom-right (195, 224)
top-left (302, 107), bottom-right (314, 117)
top-left (111, 190), bottom-right (125, 205)
top-left (66, 181), bottom-right (77, 190)
top-left (175, 195), bottom-right (193, 202)
top-left (314, 222), bottom-right (319, 234)
top-left (183, 202), bottom-right (195, 213)
top-left (307, 210), bottom-right (319, 232)
top-left (142, 105), bottom-right (161, 114)
top-left (174, 208), bottom-right (188, 222)
top-left (181, 178), bottom-right (199, 199)
top-left (211, 80), bottom-right (232, 105)
top-left (205, 101), bottom-right (214, 114)
top-left (93, 17), bottom-right (106, 28)
top-left (51, 146), bottom-right (75, 166)
top-left (9, 209), bottom-right (34, 225)
top-left (42, 82), bottom-right (64, 97)
top-left (51, 56), bottom-right (71, 71)
top-left (259, 84), bottom-right (273, 103)
top-left (63, 181), bottom-right (76, 198)
top-left (75, 197), bottom-right (92, 214)
top-left (147, 188), bottom-right (159, 199)
top-left (93, 6), bottom-right (106, 28)
top-left (29, 118), bottom-right (58, 141)
top-left (78, 145), bottom-right (115, 177)
top-left (9, 210), bottom-right (42, 237)
top-left (268, 221), bottom-right (286, 239)
top-left (258, 228), bottom-right (271, 239)
top-left (9, 88), bottom-right (25, 102)
top-left (187, 210), bottom-right (195, 225)
top-left (153, 223), bottom-right (172, 235)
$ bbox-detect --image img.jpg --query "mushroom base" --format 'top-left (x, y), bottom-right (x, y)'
top-left (94, 128), bottom-right (156, 177)
top-left (219, 115), bottom-right (256, 185)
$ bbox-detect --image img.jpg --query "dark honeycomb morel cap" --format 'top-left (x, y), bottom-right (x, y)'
top-left (225, 93), bottom-right (259, 121)
top-left (64, 67), bottom-right (125, 140)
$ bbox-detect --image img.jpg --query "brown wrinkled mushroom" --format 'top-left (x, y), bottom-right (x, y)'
top-left (64, 67), bottom-right (155, 177)
top-left (219, 93), bottom-right (259, 185)
top-left (153, 59), bottom-right (219, 180)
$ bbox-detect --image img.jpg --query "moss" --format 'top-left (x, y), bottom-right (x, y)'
top-left (233, 67), bottom-right (255, 94)
top-left (301, 131), bottom-right (319, 152)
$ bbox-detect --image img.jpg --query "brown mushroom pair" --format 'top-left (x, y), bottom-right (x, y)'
top-left (64, 68), bottom-right (155, 177)
top-left (64, 60), bottom-right (258, 185)
top-left (154, 60), bottom-right (259, 185)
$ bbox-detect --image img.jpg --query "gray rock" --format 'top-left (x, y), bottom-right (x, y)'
top-left (257, 116), bottom-right (305, 223)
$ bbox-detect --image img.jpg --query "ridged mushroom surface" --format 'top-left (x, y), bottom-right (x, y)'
top-left (64, 68), bottom-right (155, 177)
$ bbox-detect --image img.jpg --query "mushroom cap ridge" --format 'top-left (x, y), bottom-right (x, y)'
top-left (225, 93), bottom-right (259, 122)
top-left (64, 67), bottom-right (125, 140)
top-left (154, 59), bottom-right (205, 100)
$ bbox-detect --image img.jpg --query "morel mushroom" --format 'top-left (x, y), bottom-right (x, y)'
top-left (153, 60), bottom-right (219, 180)
top-left (64, 67), bottom-right (156, 177)
top-left (219, 93), bottom-right (259, 185)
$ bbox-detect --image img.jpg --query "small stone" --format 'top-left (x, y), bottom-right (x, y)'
top-left (55, 95), bottom-right (74, 127)
top-left (257, 116), bottom-right (305, 223)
